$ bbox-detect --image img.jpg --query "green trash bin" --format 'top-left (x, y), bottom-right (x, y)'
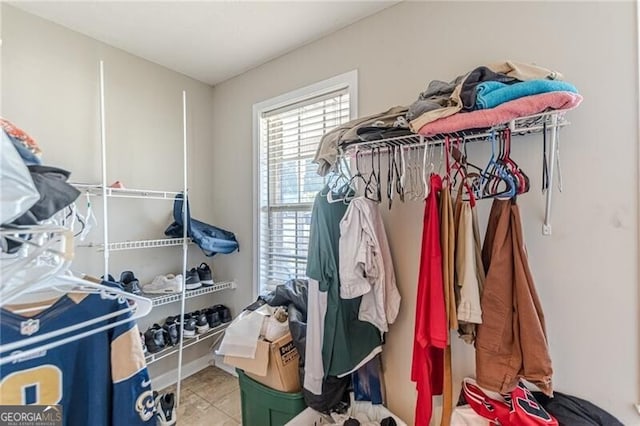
top-left (237, 369), bottom-right (307, 426)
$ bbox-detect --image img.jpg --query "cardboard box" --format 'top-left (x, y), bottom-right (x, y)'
top-left (224, 332), bottom-right (301, 393)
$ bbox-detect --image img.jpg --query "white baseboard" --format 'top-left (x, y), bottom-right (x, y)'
top-left (151, 355), bottom-right (213, 391)
top-left (212, 353), bottom-right (238, 377)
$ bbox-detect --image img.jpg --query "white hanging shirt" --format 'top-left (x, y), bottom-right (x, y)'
top-left (303, 278), bottom-right (328, 395)
top-left (339, 197), bottom-right (401, 334)
top-left (456, 202), bottom-right (483, 324)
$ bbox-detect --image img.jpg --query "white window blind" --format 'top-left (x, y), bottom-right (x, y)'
top-left (258, 88), bottom-right (350, 293)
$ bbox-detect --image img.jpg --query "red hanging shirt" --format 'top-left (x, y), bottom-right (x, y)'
top-left (411, 174), bottom-right (448, 425)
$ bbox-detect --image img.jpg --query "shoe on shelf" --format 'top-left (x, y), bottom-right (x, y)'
top-left (176, 314), bottom-right (197, 338)
top-left (140, 332), bottom-right (148, 355)
top-left (142, 274), bottom-right (183, 294)
top-left (120, 271), bottom-right (142, 295)
top-left (196, 262), bottom-right (214, 286)
top-left (144, 324), bottom-right (167, 354)
top-left (204, 307), bottom-right (221, 328)
top-left (163, 318), bottom-right (179, 346)
top-left (191, 310), bottom-right (210, 334)
top-left (212, 304), bottom-right (232, 323)
top-left (155, 392), bottom-right (176, 426)
top-left (185, 268), bottom-right (202, 290)
top-left (101, 274), bottom-right (124, 290)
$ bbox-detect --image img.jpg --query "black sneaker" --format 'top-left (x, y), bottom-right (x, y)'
top-left (163, 318), bottom-right (179, 346)
top-left (185, 268), bottom-right (202, 290)
top-left (196, 262), bottom-right (214, 286)
top-left (191, 310), bottom-right (210, 334)
top-left (144, 324), bottom-right (167, 353)
top-left (177, 314), bottom-right (197, 338)
top-left (204, 307), bottom-right (221, 328)
top-left (155, 392), bottom-right (176, 426)
top-left (120, 271), bottom-right (142, 295)
top-left (101, 274), bottom-right (124, 290)
top-left (212, 304), bottom-right (232, 323)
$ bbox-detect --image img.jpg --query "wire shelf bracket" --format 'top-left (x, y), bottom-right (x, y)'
top-left (339, 110), bottom-right (571, 236)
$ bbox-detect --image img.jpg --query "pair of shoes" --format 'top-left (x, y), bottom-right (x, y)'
top-left (164, 311), bottom-right (207, 340)
top-left (101, 271), bottom-right (142, 294)
top-left (120, 271), bottom-right (142, 294)
top-left (141, 274), bottom-right (183, 294)
top-left (206, 304), bottom-right (232, 326)
top-left (177, 311), bottom-right (209, 337)
top-left (154, 392), bottom-right (176, 426)
top-left (144, 324), bottom-right (169, 354)
top-left (185, 263), bottom-right (214, 290)
top-left (101, 274), bottom-right (124, 291)
top-left (144, 316), bottom-right (183, 354)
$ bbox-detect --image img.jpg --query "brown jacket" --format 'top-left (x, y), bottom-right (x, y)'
top-left (475, 199), bottom-right (553, 396)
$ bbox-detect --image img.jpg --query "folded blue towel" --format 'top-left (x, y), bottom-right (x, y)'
top-left (475, 80), bottom-right (578, 110)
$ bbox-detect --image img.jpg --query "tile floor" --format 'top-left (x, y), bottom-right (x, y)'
top-left (160, 366), bottom-right (241, 426)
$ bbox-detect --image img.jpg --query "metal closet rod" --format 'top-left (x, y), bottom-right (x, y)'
top-left (338, 110), bottom-right (567, 236)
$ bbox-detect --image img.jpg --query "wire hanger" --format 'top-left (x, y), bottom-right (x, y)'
top-left (326, 155), bottom-right (352, 203)
top-left (364, 147), bottom-right (382, 203)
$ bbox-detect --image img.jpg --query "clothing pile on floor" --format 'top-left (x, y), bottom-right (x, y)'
top-left (312, 60), bottom-right (582, 175)
top-left (452, 377), bottom-right (623, 426)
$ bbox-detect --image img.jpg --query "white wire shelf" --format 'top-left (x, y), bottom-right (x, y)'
top-left (145, 281), bottom-right (236, 307)
top-left (78, 238), bottom-right (191, 251)
top-left (72, 184), bottom-right (182, 200)
top-left (145, 322), bottom-right (229, 365)
top-left (340, 110), bottom-right (571, 152)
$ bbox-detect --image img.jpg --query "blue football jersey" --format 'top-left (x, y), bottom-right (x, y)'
top-left (0, 291), bottom-right (155, 425)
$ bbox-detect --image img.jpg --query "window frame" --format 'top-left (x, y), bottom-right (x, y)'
top-left (252, 70), bottom-right (358, 299)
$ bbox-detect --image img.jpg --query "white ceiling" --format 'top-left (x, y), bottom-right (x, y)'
top-left (10, 1), bottom-right (399, 85)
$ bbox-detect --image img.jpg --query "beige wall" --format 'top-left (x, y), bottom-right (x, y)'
top-left (0, 5), bottom-right (230, 383)
top-left (210, 1), bottom-right (639, 424)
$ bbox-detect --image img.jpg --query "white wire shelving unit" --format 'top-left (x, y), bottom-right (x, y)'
top-left (145, 323), bottom-right (229, 365)
top-left (147, 281), bottom-right (236, 307)
top-left (340, 110), bottom-right (571, 235)
top-left (86, 61), bottom-right (234, 413)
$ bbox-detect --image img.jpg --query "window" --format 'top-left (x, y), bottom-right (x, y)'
top-left (253, 71), bottom-right (357, 294)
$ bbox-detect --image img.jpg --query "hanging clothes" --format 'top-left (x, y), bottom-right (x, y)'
top-left (440, 183), bottom-right (458, 333)
top-left (452, 186), bottom-right (485, 344)
top-left (411, 174), bottom-right (447, 426)
top-left (455, 202), bottom-right (483, 330)
top-left (0, 292), bottom-right (154, 425)
top-left (475, 198), bottom-right (553, 396)
top-left (304, 278), bottom-right (328, 395)
top-left (307, 188), bottom-right (382, 378)
top-left (438, 182), bottom-right (456, 426)
top-left (339, 197), bottom-right (401, 335)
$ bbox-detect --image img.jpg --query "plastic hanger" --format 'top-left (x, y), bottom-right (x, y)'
top-left (343, 150), bottom-right (368, 204)
top-left (0, 226), bottom-right (74, 303)
top-left (364, 147), bottom-right (382, 203)
top-left (479, 131), bottom-right (516, 199)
